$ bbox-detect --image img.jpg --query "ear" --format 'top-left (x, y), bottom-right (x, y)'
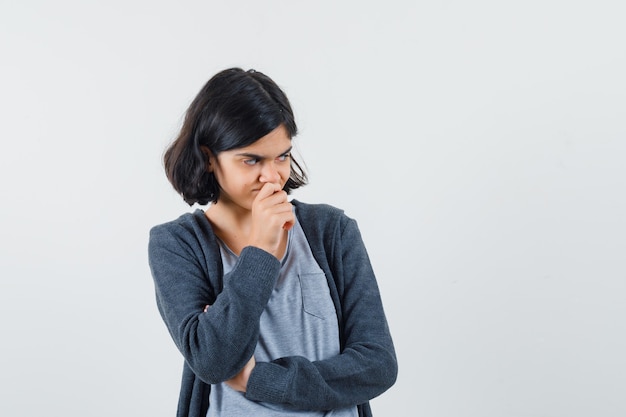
top-left (200, 146), bottom-right (214, 172)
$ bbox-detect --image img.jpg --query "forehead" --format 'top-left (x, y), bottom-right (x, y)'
top-left (227, 125), bottom-right (292, 156)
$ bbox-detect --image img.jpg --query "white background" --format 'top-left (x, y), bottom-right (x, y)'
top-left (1, 1), bottom-right (625, 416)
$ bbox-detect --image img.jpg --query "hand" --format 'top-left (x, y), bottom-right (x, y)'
top-left (248, 182), bottom-right (294, 257)
top-left (225, 355), bottom-right (256, 392)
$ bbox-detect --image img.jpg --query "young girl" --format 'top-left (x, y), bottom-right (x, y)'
top-left (148, 68), bottom-right (397, 417)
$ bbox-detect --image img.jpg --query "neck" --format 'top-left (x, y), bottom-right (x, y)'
top-left (204, 202), bottom-right (253, 254)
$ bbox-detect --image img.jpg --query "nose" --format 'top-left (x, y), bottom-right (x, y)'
top-left (259, 161), bottom-right (281, 184)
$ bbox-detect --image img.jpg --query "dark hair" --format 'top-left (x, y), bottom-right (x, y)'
top-left (163, 68), bottom-right (308, 206)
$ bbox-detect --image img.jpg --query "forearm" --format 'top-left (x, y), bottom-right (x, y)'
top-left (150, 236), bottom-right (281, 383)
top-left (245, 266), bottom-right (397, 409)
top-left (243, 208), bottom-right (398, 410)
top-left (245, 341), bottom-right (397, 411)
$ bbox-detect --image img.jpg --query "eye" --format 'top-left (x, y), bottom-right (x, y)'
top-left (243, 158), bottom-right (259, 166)
top-left (277, 153), bottom-right (291, 162)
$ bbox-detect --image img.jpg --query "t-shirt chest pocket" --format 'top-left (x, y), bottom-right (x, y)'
top-left (298, 272), bottom-right (336, 319)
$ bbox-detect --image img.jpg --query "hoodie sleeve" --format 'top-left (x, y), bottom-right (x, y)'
top-left (244, 213), bottom-right (398, 410)
top-left (148, 222), bottom-right (281, 384)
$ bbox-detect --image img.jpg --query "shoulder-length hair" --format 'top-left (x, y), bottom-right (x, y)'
top-left (163, 68), bottom-right (308, 206)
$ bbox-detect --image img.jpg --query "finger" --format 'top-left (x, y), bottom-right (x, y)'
top-left (257, 182), bottom-right (282, 200)
top-left (279, 205), bottom-right (295, 230)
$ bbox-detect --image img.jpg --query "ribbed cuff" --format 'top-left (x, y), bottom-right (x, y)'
top-left (234, 246), bottom-right (281, 299)
top-left (245, 361), bottom-right (290, 404)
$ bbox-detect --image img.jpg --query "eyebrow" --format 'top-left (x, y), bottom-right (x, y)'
top-left (235, 146), bottom-right (292, 159)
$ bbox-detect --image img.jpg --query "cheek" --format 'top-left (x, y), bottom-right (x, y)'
top-left (212, 168), bottom-right (235, 192)
top-left (215, 167), bottom-right (254, 192)
top-left (280, 165), bottom-right (292, 180)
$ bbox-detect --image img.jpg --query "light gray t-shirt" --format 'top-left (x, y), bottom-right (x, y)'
top-left (207, 212), bottom-right (357, 417)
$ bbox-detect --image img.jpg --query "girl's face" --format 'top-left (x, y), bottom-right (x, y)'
top-left (208, 124), bottom-right (293, 211)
